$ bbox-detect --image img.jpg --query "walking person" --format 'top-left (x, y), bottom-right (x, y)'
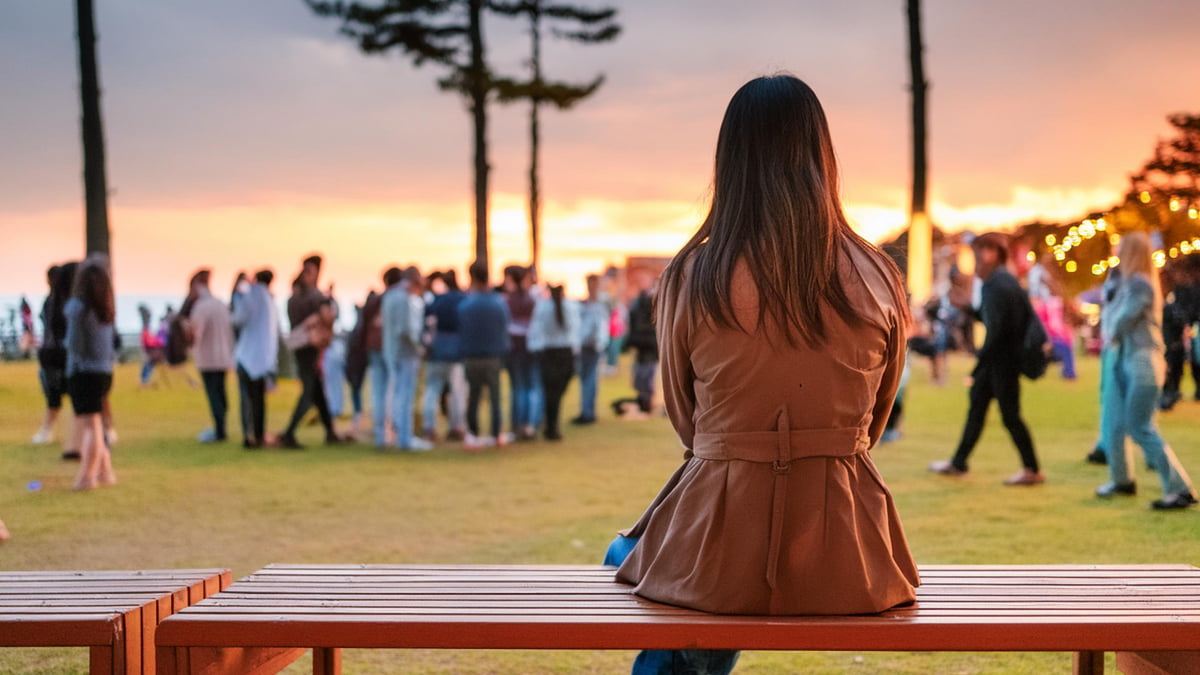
top-left (64, 260), bottom-right (117, 490)
top-left (232, 269), bottom-right (278, 449)
top-left (930, 232), bottom-right (1044, 486)
top-left (458, 261), bottom-right (511, 450)
top-left (382, 267), bottom-right (431, 451)
top-left (32, 262), bottom-right (76, 454)
top-left (572, 274), bottom-right (609, 425)
top-left (1095, 232), bottom-right (1197, 509)
top-left (187, 270), bottom-right (235, 443)
top-left (606, 75), bottom-right (918, 674)
top-left (528, 284), bottom-right (580, 441)
top-left (278, 255), bottom-right (340, 448)
top-left (422, 269), bottom-right (467, 442)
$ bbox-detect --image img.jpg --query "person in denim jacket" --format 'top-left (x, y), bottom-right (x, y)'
top-left (1095, 232), bottom-right (1196, 509)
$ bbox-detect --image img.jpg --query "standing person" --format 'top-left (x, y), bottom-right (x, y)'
top-left (606, 298), bottom-right (626, 374)
top-left (458, 261), bottom-right (511, 450)
top-left (930, 233), bottom-right (1044, 486)
top-left (137, 303), bottom-right (165, 388)
top-left (365, 269), bottom-right (399, 447)
top-left (19, 295), bottom-right (35, 355)
top-left (1095, 232), bottom-right (1197, 509)
top-left (32, 263), bottom-right (75, 451)
top-left (343, 301), bottom-right (370, 434)
top-left (572, 274), bottom-right (610, 425)
top-left (503, 266), bottom-right (538, 440)
top-left (528, 284), bottom-right (580, 441)
top-left (64, 261), bottom-right (117, 490)
top-left (1086, 266), bottom-right (1123, 465)
top-left (611, 272), bottom-right (659, 416)
top-left (608, 76), bottom-right (918, 674)
top-left (187, 270), bottom-right (235, 443)
top-left (1160, 256), bottom-right (1200, 410)
top-left (423, 269), bottom-right (467, 442)
top-left (232, 269), bottom-right (279, 449)
top-left (278, 255), bottom-right (340, 448)
top-left (382, 266), bottom-right (431, 451)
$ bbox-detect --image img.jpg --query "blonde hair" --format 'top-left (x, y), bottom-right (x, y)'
top-left (1117, 231), bottom-right (1161, 296)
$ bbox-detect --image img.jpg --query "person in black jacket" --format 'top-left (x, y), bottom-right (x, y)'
top-left (931, 232), bottom-right (1043, 485)
top-left (611, 270), bottom-right (659, 416)
top-left (32, 262), bottom-right (76, 450)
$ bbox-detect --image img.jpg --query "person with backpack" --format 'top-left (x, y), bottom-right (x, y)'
top-left (930, 232), bottom-right (1044, 486)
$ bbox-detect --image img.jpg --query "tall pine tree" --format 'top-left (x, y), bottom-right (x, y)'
top-left (491, 1), bottom-right (619, 270)
top-left (306, 0), bottom-right (499, 268)
top-left (906, 0), bottom-right (931, 302)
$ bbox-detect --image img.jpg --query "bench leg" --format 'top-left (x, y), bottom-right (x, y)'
top-left (1116, 650), bottom-right (1200, 675)
top-left (1075, 651), bottom-right (1105, 675)
top-left (313, 647), bottom-right (341, 675)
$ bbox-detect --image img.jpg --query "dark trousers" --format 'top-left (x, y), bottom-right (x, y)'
top-left (951, 363), bottom-right (1039, 472)
top-left (538, 347), bottom-right (575, 438)
top-left (238, 365), bottom-right (266, 444)
top-left (1163, 340), bottom-right (1200, 399)
top-left (200, 370), bottom-right (228, 439)
top-left (284, 346), bottom-right (334, 437)
top-left (465, 357), bottom-right (502, 437)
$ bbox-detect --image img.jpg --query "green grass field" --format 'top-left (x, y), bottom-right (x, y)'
top-left (1, 354), bottom-right (1197, 674)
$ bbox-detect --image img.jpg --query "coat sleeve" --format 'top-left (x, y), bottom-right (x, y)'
top-left (867, 314), bottom-right (907, 448)
top-left (658, 286), bottom-right (696, 451)
top-left (1109, 275), bottom-right (1154, 343)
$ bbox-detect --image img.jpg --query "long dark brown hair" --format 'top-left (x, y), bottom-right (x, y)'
top-left (72, 260), bottom-right (115, 325)
top-left (660, 74), bottom-right (908, 346)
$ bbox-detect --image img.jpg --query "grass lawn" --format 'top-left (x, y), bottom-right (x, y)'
top-left (1, 353), bottom-right (1197, 674)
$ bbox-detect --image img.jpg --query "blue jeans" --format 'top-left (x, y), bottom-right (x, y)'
top-left (1052, 337), bottom-right (1076, 379)
top-left (577, 347), bottom-right (601, 419)
top-left (604, 536), bottom-right (739, 675)
top-left (507, 351), bottom-right (536, 431)
top-left (368, 351), bottom-right (389, 446)
top-left (388, 355), bottom-right (421, 448)
top-left (423, 361), bottom-right (466, 435)
top-left (1102, 347), bottom-right (1195, 496)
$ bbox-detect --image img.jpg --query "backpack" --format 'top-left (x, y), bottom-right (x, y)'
top-left (165, 314), bottom-right (191, 365)
top-left (1019, 295), bottom-right (1050, 380)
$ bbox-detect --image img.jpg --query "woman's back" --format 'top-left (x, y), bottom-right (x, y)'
top-left (615, 241), bottom-right (917, 616)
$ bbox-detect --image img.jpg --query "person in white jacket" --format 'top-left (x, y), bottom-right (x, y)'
top-left (527, 285), bottom-right (580, 441)
top-left (231, 269), bottom-right (279, 449)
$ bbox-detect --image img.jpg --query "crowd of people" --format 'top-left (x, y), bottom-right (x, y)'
top-left (27, 253), bottom-right (649, 462)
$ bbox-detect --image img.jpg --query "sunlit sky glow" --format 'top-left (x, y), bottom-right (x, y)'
top-left (2, 0), bottom-right (1198, 306)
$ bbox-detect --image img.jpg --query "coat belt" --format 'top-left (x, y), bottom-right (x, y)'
top-left (689, 411), bottom-right (869, 610)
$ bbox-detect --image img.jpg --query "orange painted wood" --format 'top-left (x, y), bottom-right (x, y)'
top-left (312, 647), bottom-right (341, 675)
top-left (1073, 650), bottom-right (1104, 675)
top-left (153, 564), bottom-right (1200, 672)
top-left (1116, 650), bottom-right (1200, 675)
top-left (0, 569), bottom-right (228, 675)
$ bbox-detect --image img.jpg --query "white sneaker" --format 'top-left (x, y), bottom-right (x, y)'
top-left (463, 433), bottom-right (485, 451)
top-left (406, 437), bottom-right (434, 452)
top-left (31, 428), bottom-right (52, 444)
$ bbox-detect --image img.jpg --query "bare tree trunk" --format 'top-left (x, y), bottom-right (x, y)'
top-left (528, 0), bottom-right (542, 271)
top-left (906, 0), bottom-right (931, 302)
top-left (468, 0), bottom-right (490, 270)
top-left (76, 0), bottom-right (110, 258)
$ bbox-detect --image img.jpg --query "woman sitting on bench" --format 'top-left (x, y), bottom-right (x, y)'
top-left (606, 74), bottom-right (920, 675)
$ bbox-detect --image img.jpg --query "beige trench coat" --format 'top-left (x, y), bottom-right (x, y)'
top-left (616, 245), bottom-right (920, 615)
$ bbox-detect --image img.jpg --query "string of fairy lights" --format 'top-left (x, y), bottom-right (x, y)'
top-left (1041, 190), bottom-right (1200, 277)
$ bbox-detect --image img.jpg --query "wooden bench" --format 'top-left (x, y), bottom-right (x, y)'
top-left (0, 568), bottom-right (231, 675)
top-left (155, 564), bottom-right (1200, 675)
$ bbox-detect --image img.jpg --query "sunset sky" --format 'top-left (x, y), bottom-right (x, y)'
top-left (2, 0), bottom-right (1198, 310)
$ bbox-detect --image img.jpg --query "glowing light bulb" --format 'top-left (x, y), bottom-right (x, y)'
top-left (1065, 260), bottom-right (1077, 273)
top-left (1169, 198), bottom-right (1181, 212)
top-left (1140, 191), bottom-right (1151, 204)
top-left (1045, 234), bottom-right (1057, 246)
top-left (1108, 256), bottom-right (1120, 267)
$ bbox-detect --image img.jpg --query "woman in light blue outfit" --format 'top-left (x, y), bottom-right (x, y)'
top-left (1095, 232), bottom-right (1196, 509)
